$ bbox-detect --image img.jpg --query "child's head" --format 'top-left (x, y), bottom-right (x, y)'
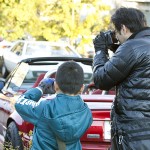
top-left (55, 61), bottom-right (84, 95)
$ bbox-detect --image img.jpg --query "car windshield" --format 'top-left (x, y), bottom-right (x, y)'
top-left (3, 60), bottom-right (93, 94)
top-left (25, 43), bottom-right (79, 57)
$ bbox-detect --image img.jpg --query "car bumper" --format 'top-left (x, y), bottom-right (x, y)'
top-left (82, 141), bottom-right (111, 150)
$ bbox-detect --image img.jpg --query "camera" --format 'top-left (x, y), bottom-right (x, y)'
top-left (103, 30), bottom-right (120, 52)
top-left (93, 29), bottom-right (120, 53)
top-left (103, 30), bottom-right (119, 46)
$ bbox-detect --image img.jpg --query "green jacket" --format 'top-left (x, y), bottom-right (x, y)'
top-left (15, 88), bottom-right (93, 150)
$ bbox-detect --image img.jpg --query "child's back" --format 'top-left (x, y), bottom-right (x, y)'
top-left (15, 61), bottom-right (93, 150)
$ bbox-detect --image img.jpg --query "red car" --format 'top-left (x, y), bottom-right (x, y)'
top-left (0, 57), bottom-right (115, 150)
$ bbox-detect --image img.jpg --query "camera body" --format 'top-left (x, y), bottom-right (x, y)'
top-left (103, 30), bottom-right (120, 52)
top-left (103, 30), bottom-right (119, 46)
top-left (93, 29), bottom-right (120, 53)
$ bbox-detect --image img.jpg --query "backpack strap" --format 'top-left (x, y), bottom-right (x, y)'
top-left (56, 136), bottom-right (66, 150)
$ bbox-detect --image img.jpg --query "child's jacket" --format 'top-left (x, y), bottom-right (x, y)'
top-left (15, 88), bottom-right (93, 150)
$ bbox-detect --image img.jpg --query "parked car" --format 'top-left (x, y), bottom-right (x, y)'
top-left (0, 40), bottom-right (14, 70)
top-left (1, 40), bottom-right (81, 78)
top-left (0, 57), bottom-right (115, 150)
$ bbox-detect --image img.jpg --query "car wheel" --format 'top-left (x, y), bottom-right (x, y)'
top-left (2, 63), bottom-right (9, 78)
top-left (4, 122), bottom-right (23, 150)
top-left (0, 56), bottom-right (3, 69)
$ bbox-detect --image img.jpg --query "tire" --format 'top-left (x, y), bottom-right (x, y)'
top-left (1, 63), bottom-right (9, 78)
top-left (0, 56), bottom-right (3, 69)
top-left (3, 122), bottom-right (23, 150)
top-left (0, 56), bottom-right (4, 77)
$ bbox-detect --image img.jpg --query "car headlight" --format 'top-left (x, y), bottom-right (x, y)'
top-left (104, 120), bottom-right (111, 140)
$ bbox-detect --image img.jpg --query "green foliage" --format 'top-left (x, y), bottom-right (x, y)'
top-left (0, 0), bottom-right (112, 54)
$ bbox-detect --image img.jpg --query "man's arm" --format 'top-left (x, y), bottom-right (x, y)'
top-left (93, 43), bottom-right (136, 90)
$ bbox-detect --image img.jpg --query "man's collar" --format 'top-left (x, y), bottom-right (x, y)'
top-left (127, 27), bottom-right (150, 40)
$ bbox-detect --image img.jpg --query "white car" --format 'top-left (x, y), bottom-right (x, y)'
top-left (0, 40), bottom-right (13, 54)
top-left (2, 40), bottom-right (81, 77)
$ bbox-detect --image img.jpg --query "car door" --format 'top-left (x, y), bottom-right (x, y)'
top-left (3, 41), bottom-right (25, 72)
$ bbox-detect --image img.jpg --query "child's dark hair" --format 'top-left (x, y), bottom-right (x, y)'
top-left (56, 61), bottom-right (84, 95)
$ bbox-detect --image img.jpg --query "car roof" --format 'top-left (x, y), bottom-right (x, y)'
top-left (14, 40), bottom-right (74, 47)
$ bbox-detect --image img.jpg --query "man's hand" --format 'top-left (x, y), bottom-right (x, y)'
top-left (38, 78), bottom-right (55, 94)
top-left (93, 32), bottom-right (108, 53)
top-left (93, 30), bottom-right (120, 54)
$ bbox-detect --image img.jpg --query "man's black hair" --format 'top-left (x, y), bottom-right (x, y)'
top-left (111, 7), bottom-right (147, 33)
top-left (56, 61), bottom-right (84, 95)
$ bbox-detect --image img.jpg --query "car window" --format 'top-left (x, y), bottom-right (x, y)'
top-left (11, 42), bottom-right (24, 55)
top-left (26, 44), bottom-right (46, 56)
top-left (25, 43), bottom-right (79, 57)
top-left (49, 46), bottom-right (78, 57)
top-left (23, 70), bottom-right (47, 83)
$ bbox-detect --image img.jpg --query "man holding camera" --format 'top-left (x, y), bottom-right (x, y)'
top-left (93, 7), bottom-right (150, 150)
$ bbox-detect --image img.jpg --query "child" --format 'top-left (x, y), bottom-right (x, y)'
top-left (15, 61), bottom-right (93, 150)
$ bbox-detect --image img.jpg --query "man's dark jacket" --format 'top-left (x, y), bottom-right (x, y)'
top-left (93, 28), bottom-right (150, 150)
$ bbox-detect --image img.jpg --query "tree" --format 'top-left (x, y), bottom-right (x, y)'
top-left (0, 0), bottom-right (111, 55)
